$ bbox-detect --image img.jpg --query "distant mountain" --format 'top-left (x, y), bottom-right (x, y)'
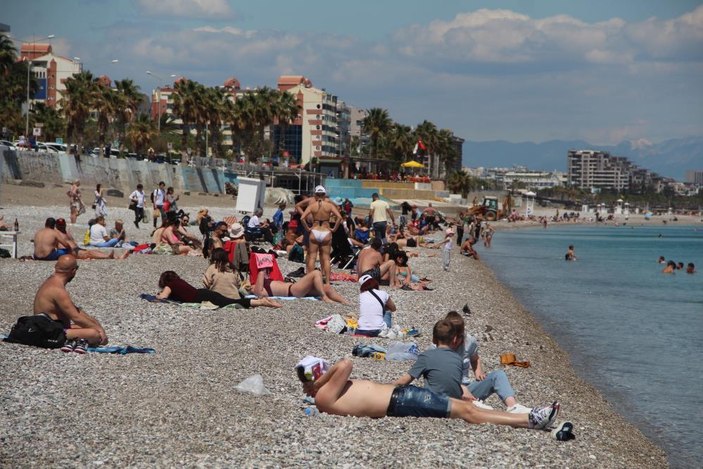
top-left (462, 137), bottom-right (703, 180)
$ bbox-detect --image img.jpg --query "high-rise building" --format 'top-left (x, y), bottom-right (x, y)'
top-left (276, 75), bottom-right (342, 165)
top-left (685, 170), bottom-right (703, 185)
top-left (567, 150), bottom-right (632, 190)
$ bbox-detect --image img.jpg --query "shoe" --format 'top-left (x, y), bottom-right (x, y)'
top-left (73, 339), bottom-right (88, 354)
top-left (507, 404), bottom-right (532, 414)
top-left (473, 400), bottom-right (493, 410)
top-left (134, 221), bottom-right (139, 229)
top-left (400, 285), bottom-right (413, 291)
top-left (552, 421), bottom-right (576, 441)
top-left (528, 401), bottom-right (560, 430)
top-left (404, 328), bottom-right (421, 338)
top-left (423, 286), bottom-right (434, 291)
top-left (61, 340), bottom-right (76, 353)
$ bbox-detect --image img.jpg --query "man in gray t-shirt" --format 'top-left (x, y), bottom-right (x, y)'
top-left (394, 319), bottom-right (464, 399)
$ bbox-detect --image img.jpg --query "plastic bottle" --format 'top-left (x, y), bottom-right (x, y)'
top-left (14, 218), bottom-right (19, 231)
top-left (304, 407), bottom-right (320, 416)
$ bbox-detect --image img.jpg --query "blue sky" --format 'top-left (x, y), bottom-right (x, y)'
top-left (4, 0), bottom-right (703, 148)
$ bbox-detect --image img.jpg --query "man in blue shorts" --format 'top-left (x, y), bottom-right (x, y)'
top-left (297, 355), bottom-right (560, 430)
top-left (33, 218), bottom-right (73, 260)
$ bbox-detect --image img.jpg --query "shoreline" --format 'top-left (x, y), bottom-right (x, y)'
top-left (0, 186), bottom-right (667, 467)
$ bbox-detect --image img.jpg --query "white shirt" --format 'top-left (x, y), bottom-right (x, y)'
top-left (370, 199), bottom-right (390, 223)
top-left (90, 224), bottom-right (108, 244)
top-left (130, 190), bottom-right (145, 208)
top-left (153, 188), bottom-right (165, 206)
top-left (358, 289), bottom-right (389, 330)
top-left (248, 215), bottom-right (260, 229)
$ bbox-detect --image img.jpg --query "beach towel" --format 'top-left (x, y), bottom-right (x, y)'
top-left (244, 295), bottom-right (319, 301)
top-left (249, 252), bottom-right (284, 282)
top-left (329, 272), bottom-right (358, 282)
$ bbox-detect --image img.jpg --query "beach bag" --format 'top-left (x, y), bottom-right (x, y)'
top-left (83, 229), bottom-right (91, 246)
top-left (5, 315), bottom-right (67, 349)
top-left (288, 244), bottom-right (304, 263)
top-left (500, 352), bottom-right (531, 368)
top-left (128, 200), bottom-right (137, 211)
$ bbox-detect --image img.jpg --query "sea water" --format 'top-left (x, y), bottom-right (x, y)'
top-left (480, 224), bottom-right (702, 468)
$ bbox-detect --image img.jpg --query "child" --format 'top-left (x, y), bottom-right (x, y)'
top-left (442, 227), bottom-right (454, 272)
top-left (444, 311), bottom-right (533, 413)
top-left (393, 319), bottom-right (466, 399)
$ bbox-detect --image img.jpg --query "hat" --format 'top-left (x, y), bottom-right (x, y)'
top-left (295, 356), bottom-right (330, 383)
top-left (228, 222), bottom-right (245, 239)
top-left (332, 196), bottom-right (344, 205)
top-left (56, 218), bottom-right (66, 227)
top-left (358, 274), bottom-right (374, 285)
top-left (314, 185), bottom-right (326, 194)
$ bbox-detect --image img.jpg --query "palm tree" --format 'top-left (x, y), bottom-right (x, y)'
top-left (448, 170), bottom-right (476, 198)
top-left (0, 33), bottom-right (18, 74)
top-left (60, 71), bottom-right (96, 146)
top-left (436, 128), bottom-right (459, 176)
top-left (127, 113), bottom-right (156, 155)
top-left (202, 86), bottom-right (227, 158)
top-left (362, 108), bottom-right (392, 159)
top-left (388, 123), bottom-right (414, 163)
top-left (113, 79), bottom-right (142, 149)
top-left (414, 120), bottom-right (439, 176)
top-left (271, 89), bottom-right (300, 158)
top-left (172, 78), bottom-right (201, 155)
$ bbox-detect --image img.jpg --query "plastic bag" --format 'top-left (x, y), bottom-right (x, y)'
top-left (235, 374), bottom-right (270, 395)
top-left (386, 341), bottom-right (419, 361)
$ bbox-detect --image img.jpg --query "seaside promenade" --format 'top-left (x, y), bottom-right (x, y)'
top-left (0, 185), bottom-right (667, 467)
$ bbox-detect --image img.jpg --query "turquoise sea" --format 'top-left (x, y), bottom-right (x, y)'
top-left (480, 224), bottom-right (703, 468)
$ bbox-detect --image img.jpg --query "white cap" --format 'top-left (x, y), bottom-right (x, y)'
top-left (295, 356), bottom-right (330, 382)
top-left (358, 274), bottom-right (374, 285)
top-left (314, 185), bottom-right (326, 194)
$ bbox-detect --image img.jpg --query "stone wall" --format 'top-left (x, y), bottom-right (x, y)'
top-left (0, 149), bottom-right (234, 195)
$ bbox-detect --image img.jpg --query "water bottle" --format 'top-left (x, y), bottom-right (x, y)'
top-left (304, 407), bottom-right (320, 417)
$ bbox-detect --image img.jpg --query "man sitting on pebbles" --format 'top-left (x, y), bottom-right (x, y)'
top-left (356, 237), bottom-right (396, 286)
top-left (33, 217), bottom-right (74, 260)
top-left (7, 254), bottom-right (108, 352)
top-left (297, 352), bottom-right (562, 431)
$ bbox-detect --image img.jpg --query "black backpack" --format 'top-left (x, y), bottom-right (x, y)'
top-left (5, 315), bottom-right (67, 349)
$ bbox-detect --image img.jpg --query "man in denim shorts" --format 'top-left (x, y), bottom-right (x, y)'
top-left (299, 357), bottom-right (561, 430)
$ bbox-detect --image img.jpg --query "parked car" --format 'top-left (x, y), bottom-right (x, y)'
top-left (0, 140), bottom-right (17, 150)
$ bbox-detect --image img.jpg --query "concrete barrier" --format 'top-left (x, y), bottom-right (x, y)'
top-left (0, 150), bottom-right (236, 195)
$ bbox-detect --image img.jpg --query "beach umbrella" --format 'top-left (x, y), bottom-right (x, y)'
top-left (401, 160), bottom-right (425, 169)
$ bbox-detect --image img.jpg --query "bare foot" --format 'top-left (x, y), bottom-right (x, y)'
top-left (321, 295), bottom-right (336, 304)
top-left (254, 297), bottom-right (282, 308)
top-left (118, 249), bottom-right (131, 260)
top-left (108, 251), bottom-right (115, 259)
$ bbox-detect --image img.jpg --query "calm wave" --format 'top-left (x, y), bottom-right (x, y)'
top-left (481, 224), bottom-right (703, 468)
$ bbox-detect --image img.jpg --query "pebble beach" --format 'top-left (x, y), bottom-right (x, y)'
top-left (0, 185), bottom-right (667, 467)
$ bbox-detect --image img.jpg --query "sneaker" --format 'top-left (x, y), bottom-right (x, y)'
top-left (472, 400), bottom-right (494, 410)
top-left (552, 421), bottom-right (575, 441)
top-left (528, 401), bottom-right (560, 430)
top-left (507, 404), bottom-right (532, 414)
top-left (134, 221), bottom-right (139, 229)
top-left (61, 340), bottom-right (76, 353)
top-left (73, 339), bottom-right (88, 354)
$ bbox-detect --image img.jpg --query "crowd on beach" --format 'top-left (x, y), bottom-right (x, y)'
top-left (2, 180), bottom-right (574, 440)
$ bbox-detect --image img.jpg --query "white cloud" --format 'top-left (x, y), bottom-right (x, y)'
top-left (136, 0), bottom-right (232, 18)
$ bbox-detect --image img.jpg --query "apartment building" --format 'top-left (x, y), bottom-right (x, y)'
top-left (567, 150), bottom-right (632, 190)
top-left (19, 43), bottom-right (81, 110)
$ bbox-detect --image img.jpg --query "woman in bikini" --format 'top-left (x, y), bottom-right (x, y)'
top-left (300, 185), bottom-right (342, 285)
top-left (251, 265), bottom-right (350, 304)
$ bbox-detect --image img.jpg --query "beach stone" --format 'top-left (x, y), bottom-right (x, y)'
top-left (106, 189), bottom-right (124, 198)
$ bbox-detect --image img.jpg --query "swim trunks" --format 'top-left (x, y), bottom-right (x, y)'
top-left (34, 248), bottom-right (71, 261)
top-left (361, 266), bottom-right (381, 281)
top-left (386, 385), bottom-right (451, 418)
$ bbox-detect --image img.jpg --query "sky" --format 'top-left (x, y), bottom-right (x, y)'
top-left (3, 0), bottom-right (703, 147)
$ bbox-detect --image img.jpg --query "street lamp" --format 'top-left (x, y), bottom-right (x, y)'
top-left (19, 34), bottom-right (55, 138)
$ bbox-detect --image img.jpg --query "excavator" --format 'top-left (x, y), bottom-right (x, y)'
top-left (467, 193), bottom-right (513, 221)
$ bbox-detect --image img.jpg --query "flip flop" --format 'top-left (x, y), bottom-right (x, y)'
top-left (552, 421), bottom-right (575, 441)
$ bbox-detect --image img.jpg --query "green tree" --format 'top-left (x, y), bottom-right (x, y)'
top-left (362, 108), bottom-right (392, 159)
top-left (447, 170), bottom-right (476, 198)
top-left (114, 79), bottom-right (142, 150)
top-left (127, 113), bottom-right (156, 155)
top-left (172, 78), bottom-right (201, 154)
top-left (60, 71), bottom-right (96, 146)
top-left (31, 102), bottom-right (65, 141)
top-left (388, 123), bottom-right (414, 163)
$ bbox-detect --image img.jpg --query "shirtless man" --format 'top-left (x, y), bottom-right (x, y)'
top-left (33, 254), bottom-right (108, 348)
top-left (54, 218), bottom-right (128, 260)
top-left (356, 237), bottom-right (396, 286)
top-left (299, 358), bottom-right (560, 430)
top-left (301, 185), bottom-right (342, 285)
top-left (33, 218), bottom-right (73, 260)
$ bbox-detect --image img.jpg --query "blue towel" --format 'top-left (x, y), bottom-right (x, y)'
top-left (87, 345), bottom-right (156, 355)
top-left (139, 293), bottom-right (173, 303)
top-left (244, 295), bottom-right (319, 301)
